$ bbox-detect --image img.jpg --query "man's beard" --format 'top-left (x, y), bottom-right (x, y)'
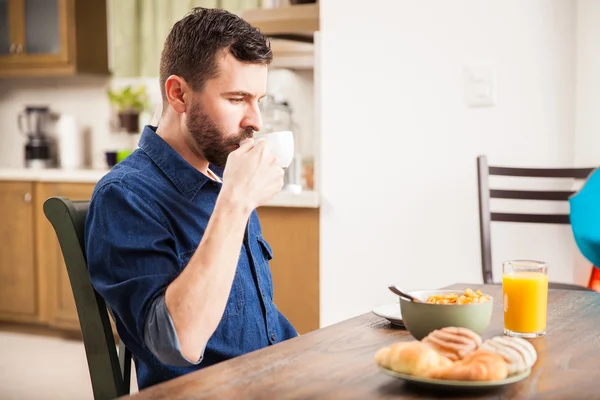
top-left (187, 101), bottom-right (254, 167)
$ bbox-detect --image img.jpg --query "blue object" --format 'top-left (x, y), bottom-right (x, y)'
top-left (570, 168), bottom-right (600, 268)
top-left (85, 126), bottom-right (298, 390)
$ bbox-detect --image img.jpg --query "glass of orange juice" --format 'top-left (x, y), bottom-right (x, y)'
top-left (502, 260), bottom-right (548, 338)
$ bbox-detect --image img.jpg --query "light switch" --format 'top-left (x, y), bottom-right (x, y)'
top-left (464, 65), bottom-right (496, 107)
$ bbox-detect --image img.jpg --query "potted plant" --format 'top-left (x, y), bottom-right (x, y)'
top-left (107, 85), bottom-right (149, 133)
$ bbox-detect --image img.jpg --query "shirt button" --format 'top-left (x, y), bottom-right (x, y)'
top-left (271, 333), bottom-right (277, 342)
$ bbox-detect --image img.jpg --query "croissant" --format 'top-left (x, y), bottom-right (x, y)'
top-left (425, 350), bottom-right (508, 381)
top-left (374, 341), bottom-right (453, 377)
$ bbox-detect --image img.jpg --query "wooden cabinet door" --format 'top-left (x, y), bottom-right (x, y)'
top-left (18, 0), bottom-right (70, 63)
top-left (0, 0), bottom-right (109, 77)
top-left (0, 0), bottom-right (17, 61)
top-left (256, 207), bottom-right (320, 334)
top-left (0, 0), bottom-right (70, 68)
top-left (0, 181), bottom-right (37, 322)
top-left (36, 182), bottom-right (95, 330)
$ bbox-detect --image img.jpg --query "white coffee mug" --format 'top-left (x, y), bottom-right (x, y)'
top-left (254, 130), bottom-right (294, 168)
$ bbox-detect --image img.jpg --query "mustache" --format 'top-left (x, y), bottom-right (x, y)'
top-left (224, 128), bottom-right (255, 146)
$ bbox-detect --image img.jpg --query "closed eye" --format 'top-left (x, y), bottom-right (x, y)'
top-left (229, 98), bottom-right (244, 104)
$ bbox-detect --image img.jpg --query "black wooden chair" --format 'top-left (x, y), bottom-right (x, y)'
top-left (477, 155), bottom-right (597, 291)
top-left (43, 197), bottom-right (132, 400)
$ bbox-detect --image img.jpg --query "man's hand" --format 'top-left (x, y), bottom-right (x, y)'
top-left (221, 139), bottom-right (285, 211)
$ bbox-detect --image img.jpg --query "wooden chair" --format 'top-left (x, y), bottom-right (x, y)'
top-left (477, 155), bottom-right (596, 291)
top-left (43, 197), bottom-right (132, 400)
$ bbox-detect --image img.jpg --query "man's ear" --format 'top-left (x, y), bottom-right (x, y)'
top-left (164, 75), bottom-right (191, 114)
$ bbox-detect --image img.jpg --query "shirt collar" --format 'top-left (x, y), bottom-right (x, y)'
top-left (138, 125), bottom-right (213, 198)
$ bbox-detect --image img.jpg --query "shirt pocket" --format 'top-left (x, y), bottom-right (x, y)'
top-left (256, 236), bottom-right (275, 299)
top-left (178, 249), bottom-right (243, 318)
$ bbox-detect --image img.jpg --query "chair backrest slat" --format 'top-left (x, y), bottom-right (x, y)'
top-left (488, 166), bottom-right (594, 179)
top-left (490, 189), bottom-right (575, 201)
top-left (490, 212), bottom-right (571, 224)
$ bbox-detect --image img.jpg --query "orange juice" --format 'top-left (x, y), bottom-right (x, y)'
top-left (502, 271), bottom-right (548, 335)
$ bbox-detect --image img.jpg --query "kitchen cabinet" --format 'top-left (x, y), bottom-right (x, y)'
top-left (241, 2), bottom-right (319, 69)
top-left (35, 182), bottom-right (95, 330)
top-left (0, 0), bottom-right (109, 77)
top-left (0, 181), bottom-right (95, 330)
top-left (257, 206), bottom-right (320, 334)
top-left (0, 181), bottom-right (37, 323)
top-left (0, 1), bottom-right (11, 57)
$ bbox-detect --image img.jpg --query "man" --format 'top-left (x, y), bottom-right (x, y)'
top-left (85, 7), bottom-right (298, 390)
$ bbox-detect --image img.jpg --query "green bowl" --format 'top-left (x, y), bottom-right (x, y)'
top-left (399, 290), bottom-right (493, 340)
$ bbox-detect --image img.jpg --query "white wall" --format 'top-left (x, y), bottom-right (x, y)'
top-left (267, 69), bottom-right (315, 159)
top-left (0, 76), bottom-right (112, 169)
top-left (319, 0), bottom-right (578, 326)
top-left (575, 0), bottom-right (600, 166)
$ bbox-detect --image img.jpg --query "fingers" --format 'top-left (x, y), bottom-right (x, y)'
top-left (271, 154), bottom-right (281, 167)
top-left (231, 138), bottom-right (255, 155)
top-left (253, 140), bottom-right (277, 165)
top-left (253, 141), bottom-right (282, 168)
top-left (253, 138), bottom-right (268, 152)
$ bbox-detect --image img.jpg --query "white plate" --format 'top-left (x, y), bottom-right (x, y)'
top-left (372, 303), bottom-right (404, 327)
top-left (378, 365), bottom-right (532, 390)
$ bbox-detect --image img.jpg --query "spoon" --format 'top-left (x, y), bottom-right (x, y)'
top-left (388, 286), bottom-right (420, 303)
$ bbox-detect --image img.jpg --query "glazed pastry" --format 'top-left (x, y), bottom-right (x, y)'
top-left (421, 327), bottom-right (483, 361)
top-left (374, 341), bottom-right (453, 376)
top-left (425, 350), bottom-right (508, 381)
top-left (479, 336), bottom-right (537, 375)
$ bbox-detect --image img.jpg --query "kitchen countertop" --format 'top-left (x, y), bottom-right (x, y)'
top-left (0, 167), bottom-right (111, 183)
top-left (0, 168), bottom-right (320, 208)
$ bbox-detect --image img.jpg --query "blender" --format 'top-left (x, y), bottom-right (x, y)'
top-left (18, 106), bottom-right (55, 169)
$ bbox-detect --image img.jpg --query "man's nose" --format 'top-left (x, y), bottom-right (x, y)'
top-left (243, 103), bottom-right (262, 132)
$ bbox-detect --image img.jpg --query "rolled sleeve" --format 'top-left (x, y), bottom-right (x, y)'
top-left (144, 295), bottom-right (204, 367)
top-left (85, 181), bottom-right (193, 364)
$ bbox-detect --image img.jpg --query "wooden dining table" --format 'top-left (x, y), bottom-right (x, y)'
top-left (120, 283), bottom-right (600, 399)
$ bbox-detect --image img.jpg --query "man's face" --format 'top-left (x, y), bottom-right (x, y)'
top-left (185, 52), bottom-right (268, 167)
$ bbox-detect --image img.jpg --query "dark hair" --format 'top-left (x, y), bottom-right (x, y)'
top-left (159, 7), bottom-right (272, 106)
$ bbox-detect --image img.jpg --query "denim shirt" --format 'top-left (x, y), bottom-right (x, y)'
top-left (84, 126), bottom-right (298, 390)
